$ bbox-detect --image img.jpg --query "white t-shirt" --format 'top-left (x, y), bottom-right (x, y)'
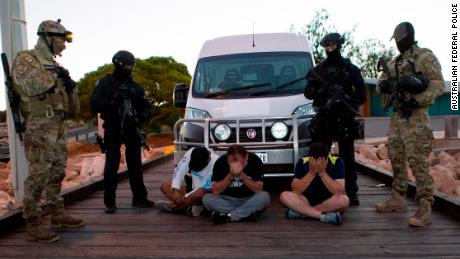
top-left (171, 148), bottom-right (219, 197)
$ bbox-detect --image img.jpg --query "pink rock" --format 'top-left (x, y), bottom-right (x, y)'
top-left (358, 145), bottom-right (379, 161)
top-left (0, 190), bottom-right (14, 210)
top-left (439, 151), bottom-right (458, 168)
top-left (433, 164), bottom-right (458, 180)
top-left (61, 180), bottom-right (80, 191)
top-left (91, 155), bottom-right (106, 178)
top-left (454, 152), bottom-right (460, 162)
top-left (376, 144), bottom-right (388, 160)
top-left (64, 170), bottom-right (79, 182)
top-left (377, 159), bottom-right (392, 172)
top-left (431, 169), bottom-right (457, 196)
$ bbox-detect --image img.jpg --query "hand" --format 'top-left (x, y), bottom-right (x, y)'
top-left (64, 78), bottom-right (77, 93)
top-left (308, 158), bottom-right (319, 175)
top-left (172, 189), bottom-right (185, 203)
top-left (230, 162), bottom-right (242, 177)
top-left (316, 157), bottom-right (328, 174)
top-left (379, 80), bottom-right (394, 94)
top-left (55, 66), bottom-right (70, 80)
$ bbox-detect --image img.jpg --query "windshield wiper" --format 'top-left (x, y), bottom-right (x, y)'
top-left (249, 76), bottom-right (306, 96)
top-left (205, 82), bottom-right (272, 98)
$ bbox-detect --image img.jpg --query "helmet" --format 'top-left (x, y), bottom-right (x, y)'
top-left (37, 19), bottom-right (73, 42)
top-left (112, 50), bottom-right (135, 66)
top-left (320, 33), bottom-right (344, 48)
top-left (391, 22), bottom-right (415, 42)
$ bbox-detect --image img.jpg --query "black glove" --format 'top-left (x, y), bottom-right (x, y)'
top-left (64, 79), bottom-right (77, 93)
top-left (55, 66), bottom-right (71, 80)
top-left (398, 74), bottom-right (428, 94)
top-left (400, 99), bottom-right (419, 118)
top-left (55, 66), bottom-right (77, 93)
top-left (379, 80), bottom-right (394, 94)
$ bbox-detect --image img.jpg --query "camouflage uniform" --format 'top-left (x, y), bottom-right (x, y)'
top-left (376, 44), bottom-right (444, 204)
top-left (11, 20), bottom-right (82, 242)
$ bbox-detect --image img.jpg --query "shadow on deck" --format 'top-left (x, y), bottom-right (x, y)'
top-left (1, 158), bottom-right (460, 258)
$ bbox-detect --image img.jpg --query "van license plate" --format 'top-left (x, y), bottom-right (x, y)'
top-left (255, 152), bottom-right (268, 163)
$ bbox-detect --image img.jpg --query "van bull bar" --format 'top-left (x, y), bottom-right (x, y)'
top-left (173, 115), bottom-right (314, 177)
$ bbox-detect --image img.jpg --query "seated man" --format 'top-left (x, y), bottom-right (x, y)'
top-left (280, 142), bottom-right (349, 225)
top-left (157, 147), bottom-right (219, 215)
top-left (202, 145), bottom-right (271, 224)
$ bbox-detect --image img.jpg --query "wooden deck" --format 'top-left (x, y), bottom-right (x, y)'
top-left (1, 158), bottom-right (460, 258)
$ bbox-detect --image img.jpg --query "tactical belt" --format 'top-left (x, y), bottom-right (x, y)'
top-left (29, 104), bottom-right (68, 120)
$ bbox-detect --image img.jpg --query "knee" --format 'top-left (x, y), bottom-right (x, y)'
top-left (333, 194), bottom-right (349, 208)
top-left (160, 181), bottom-right (170, 194)
top-left (255, 191), bottom-right (271, 204)
top-left (202, 193), bottom-right (215, 205)
top-left (279, 191), bottom-right (294, 205)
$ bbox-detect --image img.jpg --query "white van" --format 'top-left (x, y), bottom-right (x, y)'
top-left (173, 33), bottom-right (316, 177)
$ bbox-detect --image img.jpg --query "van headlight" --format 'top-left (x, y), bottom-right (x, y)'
top-left (185, 107), bottom-right (211, 119)
top-left (214, 124), bottom-right (231, 141)
top-left (292, 104), bottom-right (315, 116)
top-left (271, 122), bottom-right (288, 139)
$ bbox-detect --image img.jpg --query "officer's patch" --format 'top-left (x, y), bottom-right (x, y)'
top-left (17, 64), bottom-right (28, 75)
top-left (24, 55), bottom-right (34, 63)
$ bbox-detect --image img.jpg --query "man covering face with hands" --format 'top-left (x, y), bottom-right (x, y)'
top-left (202, 145), bottom-right (270, 224)
top-left (280, 142), bottom-right (349, 225)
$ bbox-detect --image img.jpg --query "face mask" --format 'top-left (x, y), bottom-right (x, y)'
top-left (396, 36), bottom-right (414, 53)
top-left (50, 37), bottom-right (66, 55)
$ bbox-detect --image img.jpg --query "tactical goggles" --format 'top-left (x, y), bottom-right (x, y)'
top-left (320, 40), bottom-right (337, 47)
top-left (37, 31), bottom-right (73, 43)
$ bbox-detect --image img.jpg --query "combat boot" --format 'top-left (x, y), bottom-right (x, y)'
top-left (51, 213), bottom-right (85, 228)
top-left (375, 190), bottom-right (407, 212)
top-left (26, 224), bottom-right (60, 243)
top-left (408, 199), bottom-right (432, 227)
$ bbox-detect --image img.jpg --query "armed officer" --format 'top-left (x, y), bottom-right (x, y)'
top-left (90, 50), bottom-right (155, 214)
top-left (304, 33), bottom-right (367, 206)
top-left (375, 22), bottom-right (444, 227)
top-left (11, 19), bottom-right (83, 243)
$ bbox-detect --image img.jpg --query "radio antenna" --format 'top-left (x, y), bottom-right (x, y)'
top-left (252, 22), bottom-right (255, 47)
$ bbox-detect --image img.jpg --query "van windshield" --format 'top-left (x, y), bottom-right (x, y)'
top-left (192, 52), bottom-right (313, 99)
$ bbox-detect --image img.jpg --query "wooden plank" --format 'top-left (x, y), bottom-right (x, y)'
top-left (1, 158), bottom-right (460, 258)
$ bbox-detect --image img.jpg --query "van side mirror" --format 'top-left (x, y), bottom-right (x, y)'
top-left (173, 83), bottom-right (189, 108)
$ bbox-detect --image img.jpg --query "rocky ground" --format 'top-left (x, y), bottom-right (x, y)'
top-left (356, 144), bottom-right (460, 200)
top-left (0, 134), bottom-right (174, 216)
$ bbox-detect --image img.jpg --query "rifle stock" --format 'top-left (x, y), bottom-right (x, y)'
top-left (1, 53), bottom-right (25, 140)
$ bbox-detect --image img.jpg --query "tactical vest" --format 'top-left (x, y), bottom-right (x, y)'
top-left (14, 50), bottom-right (79, 120)
top-left (383, 46), bottom-right (432, 108)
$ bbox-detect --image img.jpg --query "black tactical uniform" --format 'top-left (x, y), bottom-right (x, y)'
top-left (304, 33), bottom-right (367, 205)
top-left (90, 50), bottom-right (154, 213)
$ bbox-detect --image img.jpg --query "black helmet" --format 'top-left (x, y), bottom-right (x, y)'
top-left (112, 50), bottom-right (135, 66)
top-left (320, 33), bottom-right (345, 48)
top-left (391, 22), bottom-right (415, 53)
top-left (112, 50), bottom-right (135, 77)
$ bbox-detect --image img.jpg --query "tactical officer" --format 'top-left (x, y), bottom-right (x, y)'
top-left (90, 50), bottom-right (154, 214)
top-left (304, 33), bottom-right (367, 206)
top-left (375, 22), bottom-right (444, 227)
top-left (11, 19), bottom-right (83, 243)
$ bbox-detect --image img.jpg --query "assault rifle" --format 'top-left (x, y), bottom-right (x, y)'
top-left (1, 53), bottom-right (25, 140)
